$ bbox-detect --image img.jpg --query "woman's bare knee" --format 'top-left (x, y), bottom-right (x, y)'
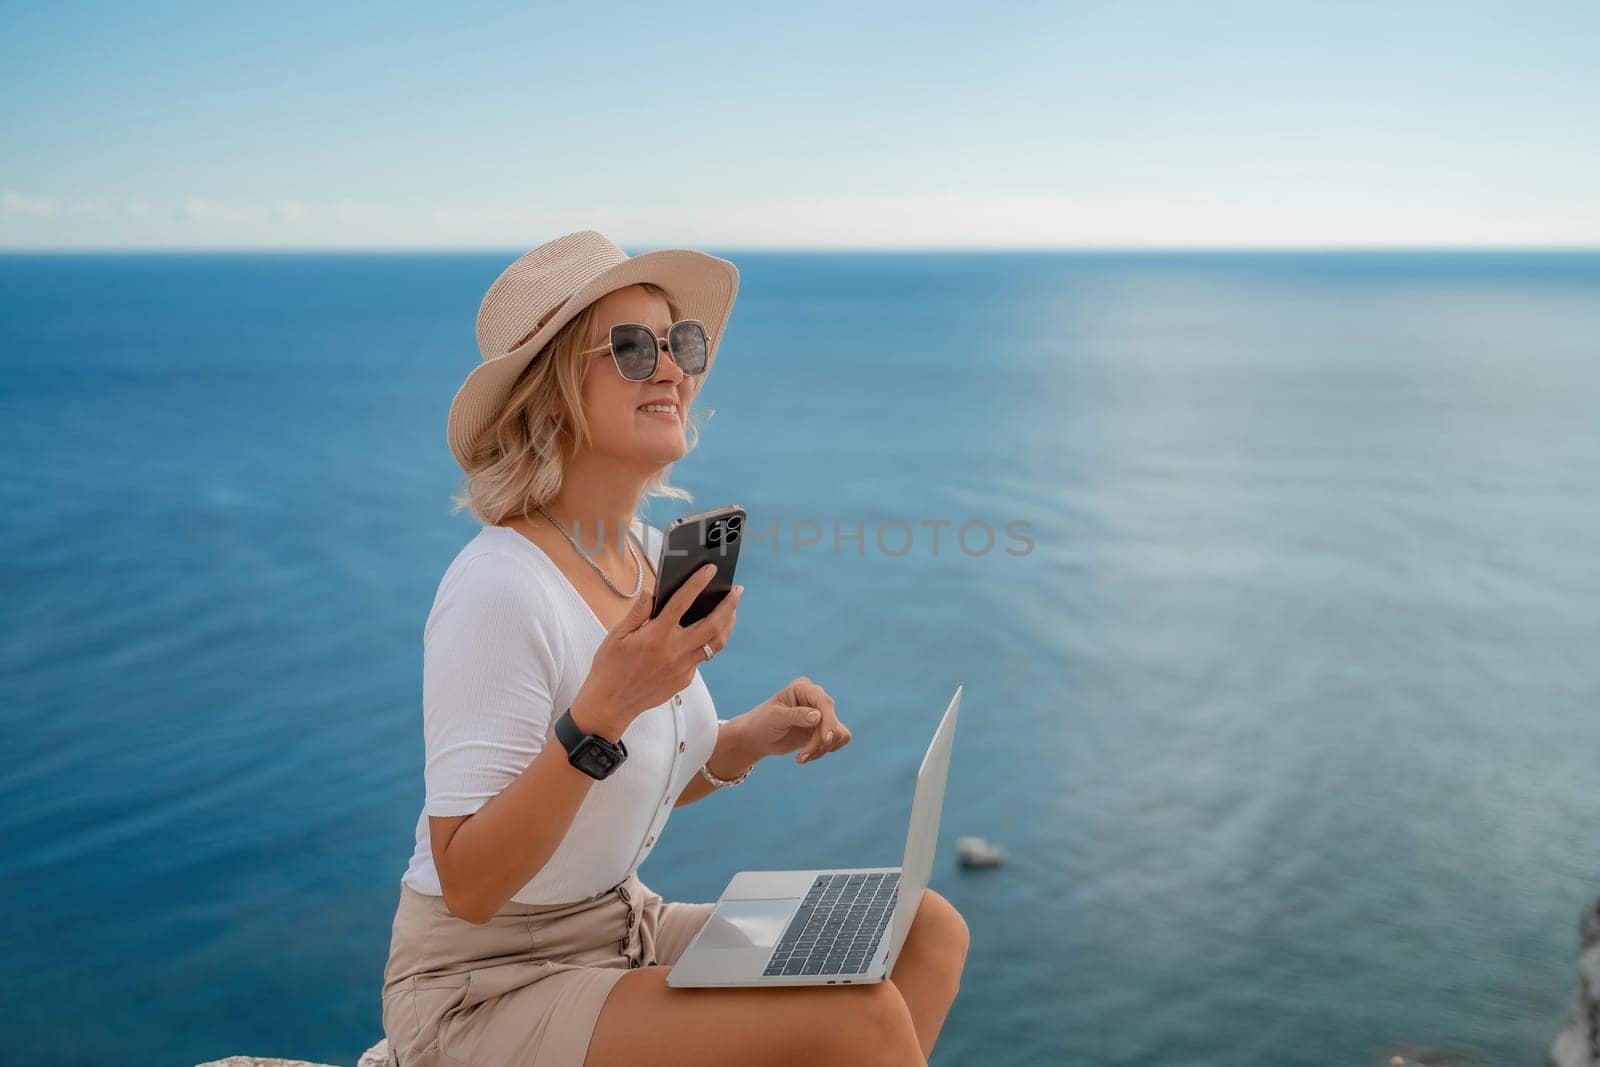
top-left (815, 980), bottom-right (924, 1065)
top-left (583, 967), bottom-right (923, 1067)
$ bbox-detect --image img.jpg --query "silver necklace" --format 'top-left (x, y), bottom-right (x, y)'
top-left (535, 503), bottom-right (643, 598)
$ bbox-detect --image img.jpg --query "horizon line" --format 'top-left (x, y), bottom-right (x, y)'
top-left (3, 244), bottom-right (1599, 256)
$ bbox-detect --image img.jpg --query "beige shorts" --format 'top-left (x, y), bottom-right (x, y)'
top-left (381, 870), bottom-right (715, 1067)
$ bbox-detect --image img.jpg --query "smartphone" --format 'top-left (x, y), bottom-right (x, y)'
top-left (650, 504), bottom-right (746, 626)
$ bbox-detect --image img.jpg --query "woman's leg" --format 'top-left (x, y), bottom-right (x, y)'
top-left (887, 889), bottom-right (971, 1059)
top-left (583, 967), bottom-right (925, 1067)
top-left (585, 887), bottom-right (970, 1066)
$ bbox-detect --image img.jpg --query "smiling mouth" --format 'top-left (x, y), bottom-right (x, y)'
top-left (638, 403), bottom-right (679, 418)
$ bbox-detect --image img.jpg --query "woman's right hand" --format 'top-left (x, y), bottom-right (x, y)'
top-left (569, 563), bottom-right (742, 739)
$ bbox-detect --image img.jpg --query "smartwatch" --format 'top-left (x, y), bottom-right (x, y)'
top-left (553, 707), bottom-right (628, 780)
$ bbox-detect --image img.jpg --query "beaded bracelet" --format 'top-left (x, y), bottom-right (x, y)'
top-left (700, 718), bottom-right (755, 788)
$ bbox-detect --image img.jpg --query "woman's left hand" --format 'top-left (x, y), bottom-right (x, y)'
top-left (741, 676), bottom-right (852, 765)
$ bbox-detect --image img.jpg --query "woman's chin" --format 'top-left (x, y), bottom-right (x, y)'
top-left (632, 430), bottom-right (688, 465)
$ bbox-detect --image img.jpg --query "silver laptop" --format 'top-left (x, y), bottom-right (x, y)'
top-left (666, 684), bottom-right (963, 988)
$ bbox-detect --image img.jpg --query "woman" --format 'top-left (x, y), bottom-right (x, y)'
top-left (381, 230), bottom-right (969, 1067)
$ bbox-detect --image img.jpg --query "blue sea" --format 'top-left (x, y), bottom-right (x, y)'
top-left (2, 249), bottom-right (1598, 1067)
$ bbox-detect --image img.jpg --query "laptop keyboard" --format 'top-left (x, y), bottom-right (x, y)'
top-left (762, 871), bottom-right (899, 977)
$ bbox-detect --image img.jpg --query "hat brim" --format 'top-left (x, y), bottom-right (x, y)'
top-left (446, 247), bottom-right (739, 471)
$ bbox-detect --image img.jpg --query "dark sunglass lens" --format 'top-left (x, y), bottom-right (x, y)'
top-left (669, 321), bottom-right (709, 374)
top-left (609, 325), bottom-right (658, 380)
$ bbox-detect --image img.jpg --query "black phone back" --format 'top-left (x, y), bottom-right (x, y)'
top-left (651, 505), bottom-right (746, 626)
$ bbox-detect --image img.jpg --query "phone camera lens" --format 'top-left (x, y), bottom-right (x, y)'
top-left (725, 514), bottom-right (743, 533)
top-left (707, 524), bottom-right (725, 545)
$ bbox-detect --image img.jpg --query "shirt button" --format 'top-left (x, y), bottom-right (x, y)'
top-left (673, 694), bottom-right (683, 707)
top-left (646, 835), bottom-right (655, 846)
top-left (678, 741), bottom-right (686, 752)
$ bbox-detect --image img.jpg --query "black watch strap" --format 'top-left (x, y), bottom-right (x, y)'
top-left (555, 706), bottom-right (620, 747)
top-left (553, 705), bottom-right (584, 750)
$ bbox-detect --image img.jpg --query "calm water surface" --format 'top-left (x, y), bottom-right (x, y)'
top-left (2, 249), bottom-right (1598, 1065)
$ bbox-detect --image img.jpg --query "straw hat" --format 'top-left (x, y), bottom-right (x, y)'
top-left (446, 229), bottom-right (740, 471)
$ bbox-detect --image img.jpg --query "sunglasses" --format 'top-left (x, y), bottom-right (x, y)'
top-left (577, 320), bottom-right (710, 381)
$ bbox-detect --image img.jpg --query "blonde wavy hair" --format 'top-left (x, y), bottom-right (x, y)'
top-left (449, 282), bottom-right (710, 525)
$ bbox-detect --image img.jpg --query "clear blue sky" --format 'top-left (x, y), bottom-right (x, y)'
top-left (3, 1), bottom-right (1596, 249)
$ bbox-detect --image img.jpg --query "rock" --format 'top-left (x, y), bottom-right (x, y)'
top-left (954, 835), bottom-right (1005, 868)
top-left (195, 1038), bottom-right (389, 1067)
top-left (1549, 896), bottom-right (1600, 1067)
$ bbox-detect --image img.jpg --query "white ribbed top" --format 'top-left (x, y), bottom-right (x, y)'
top-left (400, 520), bottom-right (719, 905)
